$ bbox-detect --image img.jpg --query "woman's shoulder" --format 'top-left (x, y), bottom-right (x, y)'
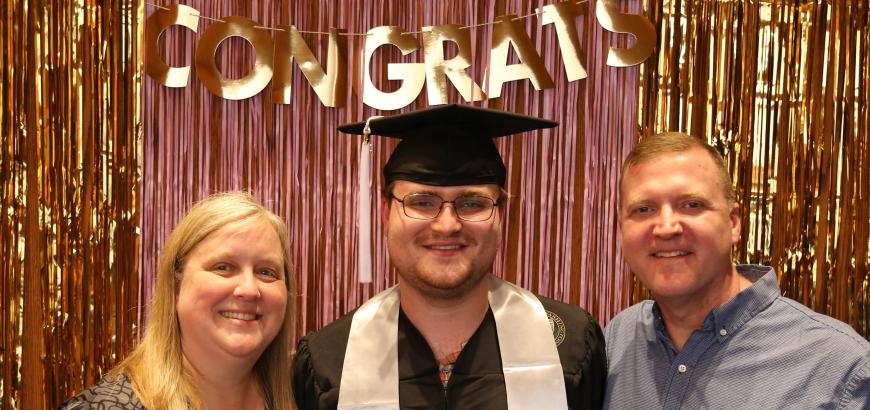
top-left (57, 373), bottom-right (144, 410)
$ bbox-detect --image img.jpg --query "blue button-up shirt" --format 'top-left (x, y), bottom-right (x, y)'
top-left (604, 265), bottom-right (870, 409)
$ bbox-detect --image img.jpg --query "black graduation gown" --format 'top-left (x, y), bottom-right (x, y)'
top-left (292, 295), bottom-right (607, 410)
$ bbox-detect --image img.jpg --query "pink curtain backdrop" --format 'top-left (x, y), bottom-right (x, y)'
top-left (140, 0), bottom-right (640, 339)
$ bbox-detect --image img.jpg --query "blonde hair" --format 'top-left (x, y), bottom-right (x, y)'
top-left (111, 191), bottom-right (295, 409)
top-left (620, 132), bottom-right (737, 205)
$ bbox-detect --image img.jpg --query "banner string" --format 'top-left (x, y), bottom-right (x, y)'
top-left (145, 2), bottom-right (587, 36)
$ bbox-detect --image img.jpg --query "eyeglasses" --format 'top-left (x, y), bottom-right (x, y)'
top-left (391, 193), bottom-right (499, 222)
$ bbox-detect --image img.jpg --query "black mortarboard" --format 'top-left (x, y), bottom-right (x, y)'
top-left (338, 104), bottom-right (558, 187)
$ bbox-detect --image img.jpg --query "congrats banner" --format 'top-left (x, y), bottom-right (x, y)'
top-left (144, 0), bottom-right (654, 109)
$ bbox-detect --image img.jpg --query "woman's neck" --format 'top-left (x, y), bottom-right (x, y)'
top-left (183, 354), bottom-right (265, 410)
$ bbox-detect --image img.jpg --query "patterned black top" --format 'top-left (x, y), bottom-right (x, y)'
top-left (57, 373), bottom-right (144, 410)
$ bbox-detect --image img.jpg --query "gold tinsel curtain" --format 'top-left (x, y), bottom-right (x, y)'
top-left (0, 0), bottom-right (140, 408)
top-left (3, 0), bottom-right (869, 408)
top-left (638, 0), bottom-right (869, 336)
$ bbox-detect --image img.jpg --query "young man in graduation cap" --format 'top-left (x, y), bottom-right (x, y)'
top-left (292, 104), bottom-right (607, 410)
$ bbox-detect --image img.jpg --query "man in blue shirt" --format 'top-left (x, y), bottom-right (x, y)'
top-left (604, 132), bottom-right (870, 409)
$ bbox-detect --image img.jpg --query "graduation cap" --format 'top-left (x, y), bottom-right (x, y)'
top-left (339, 104), bottom-right (558, 284)
top-left (338, 104), bottom-right (558, 187)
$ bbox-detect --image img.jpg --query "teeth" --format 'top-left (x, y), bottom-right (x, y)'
top-left (654, 251), bottom-right (689, 257)
top-left (221, 311), bottom-right (257, 321)
top-left (429, 245), bottom-right (461, 250)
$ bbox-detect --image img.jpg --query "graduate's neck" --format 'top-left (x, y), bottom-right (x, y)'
top-left (399, 275), bottom-right (490, 360)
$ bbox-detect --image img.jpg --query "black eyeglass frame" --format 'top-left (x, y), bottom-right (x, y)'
top-left (390, 193), bottom-right (501, 222)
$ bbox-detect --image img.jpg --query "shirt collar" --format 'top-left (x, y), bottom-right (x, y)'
top-left (709, 265), bottom-right (780, 341)
top-left (649, 265), bottom-right (780, 345)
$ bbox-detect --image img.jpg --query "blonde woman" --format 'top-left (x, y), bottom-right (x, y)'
top-left (60, 192), bottom-right (295, 409)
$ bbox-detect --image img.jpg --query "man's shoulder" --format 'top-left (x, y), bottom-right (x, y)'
top-left (532, 295), bottom-right (606, 375)
top-left (606, 301), bottom-right (654, 329)
top-left (292, 311), bottom-right (356, 407)
top-left (535, 294), bottom-right (596, 322)
top-left (771, 296), bottom-right (870, 351)
top-left (304, 310), bottom-right (355, 346)
top-left (534, 295), bottom-right (603, 341)
top-left (296, 309), bottom-right (356, 369)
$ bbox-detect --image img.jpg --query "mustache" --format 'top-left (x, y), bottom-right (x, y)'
top-left (415, 233), bottom-right (473, 245)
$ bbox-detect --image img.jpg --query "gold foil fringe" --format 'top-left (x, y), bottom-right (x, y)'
top-left (1, 0), bottom-right (141, 407)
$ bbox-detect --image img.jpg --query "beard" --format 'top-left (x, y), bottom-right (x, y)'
top-left (393, 253), bottom-right (494, 301)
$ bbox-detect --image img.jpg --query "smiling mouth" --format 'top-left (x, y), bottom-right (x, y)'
top-left (652, 251), bottom-right (691, 258)
top-left (425, 244), bottom-right (465, 251)
top-left (220, 311), bottom-right (259, 321)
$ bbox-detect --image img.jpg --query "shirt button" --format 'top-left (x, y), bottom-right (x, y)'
top-left (677, 364), bottom-right (687, 373)
top-left (719, 328), bottom-right (728, 336)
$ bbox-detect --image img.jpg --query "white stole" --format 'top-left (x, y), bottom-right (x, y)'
top-left (337, 276), bottom-right (567, 410)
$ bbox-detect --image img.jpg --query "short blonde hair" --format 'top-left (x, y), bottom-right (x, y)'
top-left (620, 132), bottom-right (737, 205)
top-left (113, 192), bottom-right (295, 410)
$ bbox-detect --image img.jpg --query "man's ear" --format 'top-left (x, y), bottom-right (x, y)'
top-left (729, 202), bottom-right (741, 245)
